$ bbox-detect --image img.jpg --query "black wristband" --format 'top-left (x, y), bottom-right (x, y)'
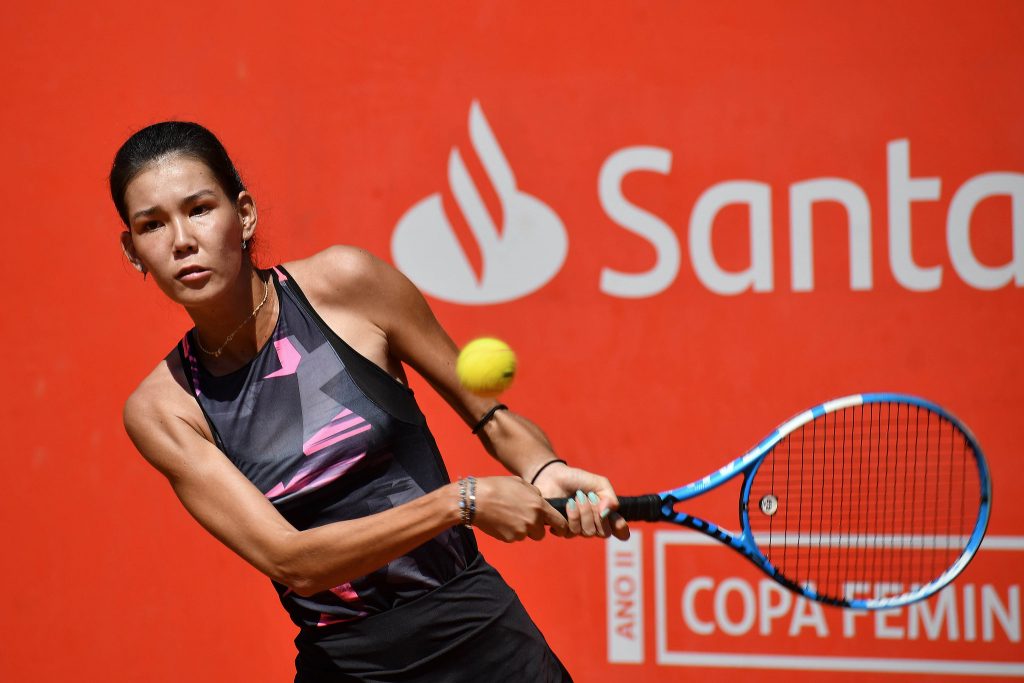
top-left (471, 404), bottom-right (508, 434)
top-left (529, 458), bottom-right (567, 486)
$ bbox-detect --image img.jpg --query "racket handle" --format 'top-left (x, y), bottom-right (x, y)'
top-left (547, 494), bottom-right (663, 522)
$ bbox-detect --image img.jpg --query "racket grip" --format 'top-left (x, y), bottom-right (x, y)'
top-left (547, 494), bottom-right (663, 522)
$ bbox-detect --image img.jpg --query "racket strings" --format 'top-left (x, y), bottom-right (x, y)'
top-left (746, 401), bottom-right (981, 604)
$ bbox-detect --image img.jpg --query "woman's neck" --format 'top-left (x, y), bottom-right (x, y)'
top-left (186, 266), bottom-right (279, 370)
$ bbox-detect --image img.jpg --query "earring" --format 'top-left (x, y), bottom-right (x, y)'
top-left (242, 239), bottom-right (249, 250)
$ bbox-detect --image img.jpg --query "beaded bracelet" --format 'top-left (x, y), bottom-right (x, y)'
top-left (458, 476), bottom-right (477, 527)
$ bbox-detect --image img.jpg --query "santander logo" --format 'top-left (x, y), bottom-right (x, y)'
top-left (394, 102), bottom-right (1023, 304)
top-left (391, 101), bottom-right (568, 305)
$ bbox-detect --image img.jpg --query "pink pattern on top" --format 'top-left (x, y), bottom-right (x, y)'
top-left (182, 334), bottom-right (202, 397)
top-left (264, 337), bottom-right (302, 378)
top-left (330, 583), bottom-right (362, 603)
top-left (317, 612), bottom-right (363, 627)
top-left (303, 409), bottom-right (372, 456)
top-left (272, 266), bottom-right (288, 282)
top-left (317, 582), bottom-right (367, 626)
top-left (265, 408), bottom-right (373, 500)
top-left (264, 452), bottom-right (367, 500)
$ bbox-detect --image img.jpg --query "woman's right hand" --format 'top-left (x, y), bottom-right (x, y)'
top-left (470, 476), bottom-right (569, 542)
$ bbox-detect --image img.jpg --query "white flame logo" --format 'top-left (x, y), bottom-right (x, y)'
top-left (391, 101), bottom-right (568, 305)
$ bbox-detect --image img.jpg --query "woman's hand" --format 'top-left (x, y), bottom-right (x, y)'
top-left (531, 463), bottom-right (631, 540)
top-left (471, 476), bottom-right (569, 542)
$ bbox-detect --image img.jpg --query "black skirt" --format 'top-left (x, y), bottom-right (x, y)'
top-left (294, 553), bottom-right (573, 682)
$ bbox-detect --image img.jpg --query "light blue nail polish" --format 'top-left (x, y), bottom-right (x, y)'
top-left (588, 491), bottom-right (600, 505)
top-left (567, 498), bottom-right (577, 511)
top-left (600, 508), bottom-right (611, 519)
top-left (575, 490), bottom-right (587, 504)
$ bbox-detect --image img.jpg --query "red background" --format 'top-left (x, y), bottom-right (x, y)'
top-left (2, 2), bottom-right (1022, 680)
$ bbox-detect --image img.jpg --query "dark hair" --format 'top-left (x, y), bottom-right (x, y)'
top-left (109, 121), bottom-right (247, 226)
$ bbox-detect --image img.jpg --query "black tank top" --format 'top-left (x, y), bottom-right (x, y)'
top-left (178, 265), bottom-right (475, 630)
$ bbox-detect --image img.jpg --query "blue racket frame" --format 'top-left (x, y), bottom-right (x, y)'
top-left (652, 393), bottom-right (992, 610)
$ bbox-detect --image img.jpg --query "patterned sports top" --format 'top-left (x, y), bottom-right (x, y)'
top-left (177, 265), bottom-right (475, 630)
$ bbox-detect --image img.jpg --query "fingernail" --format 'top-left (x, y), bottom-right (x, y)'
top-left (575, 490), bottom-right (587, 504)
top-left (566, 498), bottom-right (577, 511)
top-left (600, 508), bottom-right (611, 519)
top-left (588, 491), bottom-right (600, 505)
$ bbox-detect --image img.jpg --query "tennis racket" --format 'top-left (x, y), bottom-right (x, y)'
top-left (549, 393), bottom-right (991, 610)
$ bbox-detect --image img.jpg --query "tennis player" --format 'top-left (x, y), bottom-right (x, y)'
top-left (113, 121), bottom-right (628, 682)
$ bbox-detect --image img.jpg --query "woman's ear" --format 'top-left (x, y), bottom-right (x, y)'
top-left (120, 231), bottom-right (146, 275)
top-left (237, 191), bottom-right (258, 243)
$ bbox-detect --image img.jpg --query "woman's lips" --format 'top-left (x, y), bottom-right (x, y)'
top-left (177, 268), bottom-right (210, 282)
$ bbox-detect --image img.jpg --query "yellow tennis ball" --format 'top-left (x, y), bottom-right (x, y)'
top-left (457, 337), bottom-right (517, 397)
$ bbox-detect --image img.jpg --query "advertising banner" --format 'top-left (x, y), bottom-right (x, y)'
top-left (2, 2), bottom-right (1021, 680)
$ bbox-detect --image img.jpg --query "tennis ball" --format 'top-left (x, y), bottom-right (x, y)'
top-left (457, 337), bottom-right (517, 397)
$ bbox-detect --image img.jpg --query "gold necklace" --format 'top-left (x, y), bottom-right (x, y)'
top-left (196, 276), bottom-right (271, 358)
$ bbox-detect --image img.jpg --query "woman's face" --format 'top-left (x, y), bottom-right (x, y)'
top-left (120, 154), bottom-right (256, 306)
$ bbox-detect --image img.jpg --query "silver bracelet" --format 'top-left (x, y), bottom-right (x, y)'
top-left (458, 476), bottom-right (477, 527)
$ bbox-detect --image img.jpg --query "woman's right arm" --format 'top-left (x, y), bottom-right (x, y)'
top-left (124, 364), bottom-right (566, 597)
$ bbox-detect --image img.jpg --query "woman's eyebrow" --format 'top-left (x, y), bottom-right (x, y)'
top-left (182, 189), bottom-right (217, 204)
top-left (130, 190), bottom-right (219, 222)
top-left (130, 205), bottom-right (158, 222)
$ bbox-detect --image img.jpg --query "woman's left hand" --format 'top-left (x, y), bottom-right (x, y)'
top-left (532, 463), bottom-right (630, 540)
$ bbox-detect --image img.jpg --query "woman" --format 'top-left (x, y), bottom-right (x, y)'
top-left (113, 121), bottom-right (628, 682)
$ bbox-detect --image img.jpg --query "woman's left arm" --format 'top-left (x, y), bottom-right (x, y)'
top-left (310, 247), bottom-right (628, 539)
top-left (472, 410), bottom-right (630, 539)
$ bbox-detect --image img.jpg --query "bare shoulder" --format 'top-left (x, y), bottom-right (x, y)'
top-left (283, 246), bottom-right (426, 328)
top-left (283, 246), bottom-right (396, 301)
top-left (123, 351), bottom-right (211, 471)
top-left (124, 352), bottom-right (188, 426)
